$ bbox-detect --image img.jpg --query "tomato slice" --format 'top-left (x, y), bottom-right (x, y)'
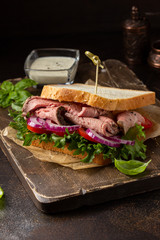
top-left (27, 125), bottom-right (67, 136)
top-left (27, 125), bottom-right (75, 136)
top-left (51, 131), bottom-right (67, 137)
top-left (27, 125), bottom-right (50, 134)
top-left (78, 128), bottom-right (97, 143)
top-left (141, 117), bottom-right (153, 129)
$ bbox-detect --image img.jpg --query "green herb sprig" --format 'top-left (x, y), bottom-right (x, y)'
top-left (0, 187), bottom-right (4, 198)
top-left (0, 78), bottom-right (37, 110)
top-left (114, 159), bottom-right (151, 175)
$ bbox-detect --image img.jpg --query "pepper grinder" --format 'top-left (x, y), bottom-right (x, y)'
top-left (123, 6), bottom-right (150, 64)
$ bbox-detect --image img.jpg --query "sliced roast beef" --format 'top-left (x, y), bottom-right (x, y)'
top-left (78, 107), bottom-right (111, 118)
top-left (117, 111), bottom-right (145, 134)
top-left (65, 113), bottom-right (119, 136)
top-left (99, 116), bottom-right (119, 135)
top-left (22, 96), bottom-right (111, 118)
top-left (63, 103), bottom-right (82, 116)
top-left (23, 97), bottom-right (145, 136)
top-left (22, 96), bottom-right (63, 117)
top-left (35, 106), bottom-right (68, 125)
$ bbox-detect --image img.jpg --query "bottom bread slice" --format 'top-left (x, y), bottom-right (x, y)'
top-left (31, 139), bottom-right (112, 166)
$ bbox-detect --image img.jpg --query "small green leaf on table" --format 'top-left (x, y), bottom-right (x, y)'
top-left (114, 159), bottom-right (151, 176)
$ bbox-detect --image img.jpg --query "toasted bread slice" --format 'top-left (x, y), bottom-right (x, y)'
top-left (31, 139), bottom-right (112, 166)
top-left (41, 84), bottom-right (155, 111)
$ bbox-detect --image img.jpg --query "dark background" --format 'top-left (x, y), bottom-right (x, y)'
top-left (0, 0), bottom-right (160, 81)
top-left (1, 1), bottom-right (160, 240)
top-left (1, 0), bottom-right (160, 36)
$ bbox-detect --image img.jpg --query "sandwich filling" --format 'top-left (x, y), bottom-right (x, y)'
top-left (9, 95), bottom-right (152, 170)
top-left (22, 96), bottom-right (145, 137)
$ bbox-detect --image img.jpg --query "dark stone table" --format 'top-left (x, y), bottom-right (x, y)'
top-left (0, 32), bottom-right (160, 240)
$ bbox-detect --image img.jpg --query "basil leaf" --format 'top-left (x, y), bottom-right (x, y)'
top-left (15, 78), bottom-right (37, 91)
top-left (0, 89), bottom-right (7, 99)
top-left (17, 90), bottom-right (32, 103)
top-left (114, 159), bottom-right (151, 175)
top-left (0, 187), bottom-right (4, 198)
top-left (0, 91), bottom-right (8, 106)
top-left (0, 81), bottom-right (14, 92)
top-left (11, 102), bottom-right (23, 111)
top-left (0, 95), bottom-right (12, 108)
top-left (0, 78), bottom-right (36, 109)
top-left (9, 91), bottom-right (18, 100)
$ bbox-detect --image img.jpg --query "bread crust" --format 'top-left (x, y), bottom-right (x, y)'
top-left (41, 84), bottom-right (155, 111)
top-left (31, 139), bottom-right (112, 166)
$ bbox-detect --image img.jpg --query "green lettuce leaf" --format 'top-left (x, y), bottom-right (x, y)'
top-left (118, 124), bottom-right (147, 160)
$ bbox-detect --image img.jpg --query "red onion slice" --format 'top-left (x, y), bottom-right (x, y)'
top-left (37, 117), bottom-right (46, 127)
top-left (86, 129), bottom-right (121, 148)
top-left (27, 116), bottom-right (44, 128)
top-left (45, 119), bottom-right (80, 132)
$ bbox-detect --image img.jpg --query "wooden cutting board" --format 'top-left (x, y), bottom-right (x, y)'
top-left (0, 60), bottom-right (160, 213)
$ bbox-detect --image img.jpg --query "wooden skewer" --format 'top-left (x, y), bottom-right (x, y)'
top-left (85, 51), bottom-right (104, 94)
top-left (95, 64), bottom-right (99, 94)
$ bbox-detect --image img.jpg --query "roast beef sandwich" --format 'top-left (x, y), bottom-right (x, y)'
top-left (10, 84), bottom-right (155, 171)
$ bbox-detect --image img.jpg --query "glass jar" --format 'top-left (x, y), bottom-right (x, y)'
top-left (148, 40), bottom-right (160, 68)
top-left (24, 48), bottom-right (80, 85)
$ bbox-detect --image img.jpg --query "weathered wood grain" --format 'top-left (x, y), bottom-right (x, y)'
top-left (1, 61), bottom-right (160, 213)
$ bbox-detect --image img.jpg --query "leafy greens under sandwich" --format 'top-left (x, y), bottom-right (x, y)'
top-left (9, 83), bottom-right (155, 175)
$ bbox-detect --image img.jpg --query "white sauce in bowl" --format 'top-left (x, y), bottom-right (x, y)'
top-left (28, 56), bottom-right (76, 84)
